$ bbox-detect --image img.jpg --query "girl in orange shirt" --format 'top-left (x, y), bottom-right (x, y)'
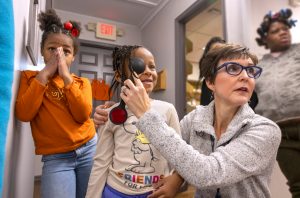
top-left (15, 9), bottom-right (97, 198)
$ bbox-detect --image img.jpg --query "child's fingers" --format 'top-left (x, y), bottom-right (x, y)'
top-left (57, 47), bottom-right (63, 56)
top-left (94, 123), bottom-right (99, 129)
top-left (93, 110), bottom-right (108, 127)
top-left (98, 104), bottom-right (107, 109)
top-left (95, 105), bottom-right (109, 116)
top-left (104, 101), bottom-right (116, 108)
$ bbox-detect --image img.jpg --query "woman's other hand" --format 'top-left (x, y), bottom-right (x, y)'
top-left (148, 172), bottom-right (184, 198)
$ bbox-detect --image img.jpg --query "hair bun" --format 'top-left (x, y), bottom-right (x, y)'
top-left (281, 8), bottom-right (292, 19)
top-left (38, 9), bottom-right (62, 31)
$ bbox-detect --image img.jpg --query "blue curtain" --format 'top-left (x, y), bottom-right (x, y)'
top-left (0, 0), bottom-right (14, 194)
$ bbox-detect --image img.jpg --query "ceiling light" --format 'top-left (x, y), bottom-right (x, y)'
top-left (126, 0), bottom-right (160, 7)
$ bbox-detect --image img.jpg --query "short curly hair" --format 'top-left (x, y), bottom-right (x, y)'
top-left (256, 8), bottom-right (296, 49)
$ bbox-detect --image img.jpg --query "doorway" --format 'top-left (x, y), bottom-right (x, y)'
top-left (71, 41), bottom-right (119, 114)
top-left (185, 0), bottom-right (224, 113)
top-left (175, 0), bottom-right (226, 118)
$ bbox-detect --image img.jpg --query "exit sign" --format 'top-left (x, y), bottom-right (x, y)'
top-left (96, 23), bottom-right (117, 41)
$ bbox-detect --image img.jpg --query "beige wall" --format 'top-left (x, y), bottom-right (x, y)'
top-left (141, 0), bottom-right (197, 104)
top-left (56, 9), bottom-right (143, 46)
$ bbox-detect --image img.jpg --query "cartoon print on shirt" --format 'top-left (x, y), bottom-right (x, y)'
top-left (125, 130), bottom-right (157, 173)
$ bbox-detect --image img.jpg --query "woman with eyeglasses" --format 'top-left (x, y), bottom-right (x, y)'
top-left (199, 37), bottom-right (259, 110)
top-left (120, 43), bottom-right (281, 198)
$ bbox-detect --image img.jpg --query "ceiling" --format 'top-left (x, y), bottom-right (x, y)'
top-left (52, 0), bottom-right (170, 28)
top-left (52, 0), bottom-right (223, 68)
top-left (186, 0), bottom-right (223, 64)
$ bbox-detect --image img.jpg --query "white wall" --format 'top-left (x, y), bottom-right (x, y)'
top-left (56, 9), bottom-right (142, 46)
top-left (224, 0), bottom-right (246, 43)
top-left (2, 0), bottom-right (43, 197)
top-left (141, 0), bottom-right (197, 104)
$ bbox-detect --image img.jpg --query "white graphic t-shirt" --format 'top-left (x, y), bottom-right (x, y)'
top-left (86, 100), bottom-right (181, 197)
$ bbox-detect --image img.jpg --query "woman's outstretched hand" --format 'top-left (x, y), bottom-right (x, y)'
top-left (121, 77), bottom-right (151, 118)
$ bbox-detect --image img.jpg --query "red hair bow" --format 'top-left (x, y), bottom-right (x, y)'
top-left (64, 21), bottom-right (79, 37)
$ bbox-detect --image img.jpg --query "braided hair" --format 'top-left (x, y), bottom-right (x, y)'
top-left (256, 8), bottom-right (297, 49)
top-left (109, 45), bottom-right (141, 98)
top-left (38, 9), bottom-right (81, 54)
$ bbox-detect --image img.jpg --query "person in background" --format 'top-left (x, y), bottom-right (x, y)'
top-left (200, 37), bottom-right (259, 110)
top-left (86, 45), bottom-right (182, 198)
top-left (255, 8), bottom-right (300, 198)
top-left (120, 43), bottom-right (281, 198)
top-left (199, 37), bottom-right (226, 105)
top-left (15, 9), bottom-right (97, 198)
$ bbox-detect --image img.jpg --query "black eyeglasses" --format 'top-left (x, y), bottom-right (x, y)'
top-left (216, 62), bottom-right (263, 79)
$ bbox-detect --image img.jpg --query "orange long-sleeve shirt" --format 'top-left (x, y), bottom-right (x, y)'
top-left (15, 71), bottom-right (96, 155)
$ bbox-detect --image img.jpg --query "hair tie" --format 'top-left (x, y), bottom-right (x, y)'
top-left (289, 19), bottom-right (298, 27)
top-left (63, 21), bottom-right (79, 37)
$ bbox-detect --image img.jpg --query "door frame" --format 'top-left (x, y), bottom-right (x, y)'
top-left (174, 0), bottom-right (226, 119)
top-left (79, 39), bottom-right (118, 50)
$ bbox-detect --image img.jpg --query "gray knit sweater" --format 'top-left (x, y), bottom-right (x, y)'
top-left (136, 102), bottom-right (281, 198)
top-left (256, 43), bottom-right (300, 122)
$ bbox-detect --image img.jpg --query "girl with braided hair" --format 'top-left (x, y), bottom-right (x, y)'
top-left (15, 9), bottom-right (97, 198)
top-left (86, 46), bottom-right (182, 198)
